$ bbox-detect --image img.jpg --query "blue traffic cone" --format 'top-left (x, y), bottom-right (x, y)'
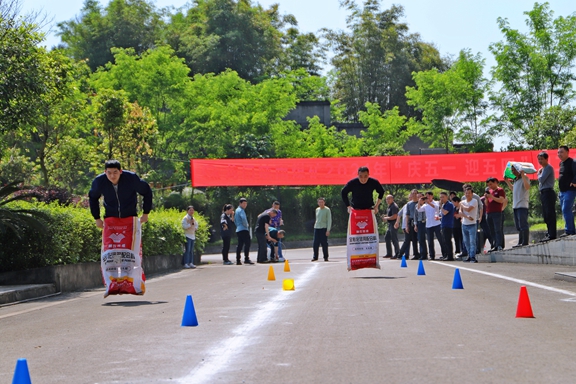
top-left (400, 255), bottom-right (407, 268)
top-left (417, 260), bottom-right (426, 275)
top-left (181, 295), bottom-right (199, 327)
top-left (452, 268), bottom-right (464, 289)
top-left (12, 358), bottom-right (31, 384)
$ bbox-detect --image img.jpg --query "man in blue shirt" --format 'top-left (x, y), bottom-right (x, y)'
top-left (439, 191), bottom-right (455, 261)
top-left (235, 198), bottom-right (254, 265)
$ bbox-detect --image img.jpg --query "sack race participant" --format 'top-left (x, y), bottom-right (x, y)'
top-left (89, 159), bottom-right (153, 298)
top-left (346, 209), bottom-right (380, 271)
top-left (341, 166), bottom-right (385, 271)
top-left (101, 217), bottom-right (145, 298)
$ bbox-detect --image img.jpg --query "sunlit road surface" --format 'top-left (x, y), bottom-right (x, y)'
top-left (2, 242), bottom-right (576, 383)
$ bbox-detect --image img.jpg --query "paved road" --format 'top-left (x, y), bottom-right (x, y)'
top-left (2, 242), bottom-right (576, 384)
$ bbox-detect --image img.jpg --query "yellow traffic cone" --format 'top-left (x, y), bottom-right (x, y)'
top-left (267, 265), bottom-right (276, 281)
top-left (284, 259), bottom-right (290, 272)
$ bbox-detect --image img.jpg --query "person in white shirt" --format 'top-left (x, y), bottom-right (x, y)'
top-left (181, 206), bottom-right (199, 269)
top-left (458, 188), bottom-right (479, 263)
top-left (417, 191), bottom-right (446, 260)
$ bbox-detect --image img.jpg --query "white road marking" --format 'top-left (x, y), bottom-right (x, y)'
top-left (434, 262), bottom-right (576, 297)
top-left (177, 263), bottom-right (320, 384)
top-left (0, 291), bottom-right (103, 320)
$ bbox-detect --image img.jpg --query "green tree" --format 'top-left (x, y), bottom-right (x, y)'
top-left (406, 68), bottom-right (464, 152)
top-left (178, 69), bottom-right (297, 158)
top-left (272, 116), bottom-right (362, 158)
top-left (278, 26), bottom-right (326, 76)
top-left (406, 50), bottom-right (492, 153)
top-left (57, 0), bottom-right (165, 71)
top-left (90, 46), bottom-right (191, 185)
top-left (24, 52), bottom-right (91, 187)
top-left (0, 4), bottom-right (50, 133)
top-left (92, 90), bottom-right (158, 173)
top-left (358, 103), bottom-right (408, 155)
top-left (489, 2), bottom-right (576, 147)
top-left (450, 50), bottom-right (492, 152)
top-left (324, 1), bottom-right (445, 121)
top-left (539, 106), bottom-right (576, 149)
top-left (165, 0), bottom-right (284, 82)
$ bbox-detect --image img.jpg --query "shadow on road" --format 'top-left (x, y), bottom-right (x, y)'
top-left (352, 276), bottom-right (406, 279)
top-left (102, 301), bottom-right (168, 307)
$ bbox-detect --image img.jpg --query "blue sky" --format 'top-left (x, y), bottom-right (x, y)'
top-left (20, 0), bottom-right (576, 149)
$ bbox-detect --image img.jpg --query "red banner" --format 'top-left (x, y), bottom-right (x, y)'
top-left (190, 150), bottom-right (559, 187)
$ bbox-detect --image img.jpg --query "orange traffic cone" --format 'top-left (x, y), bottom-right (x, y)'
top-left (516, 286), bottom-right (534, 318)
top-left (284, 259), bottom-right (290, 272)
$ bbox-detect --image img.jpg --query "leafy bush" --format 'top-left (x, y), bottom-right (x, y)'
top-left (0, 201), bottom-right (101, 272)
top-left (141, 208), bottom-right (210, 257)
top-left (0, 203), bottom-right (210, 273)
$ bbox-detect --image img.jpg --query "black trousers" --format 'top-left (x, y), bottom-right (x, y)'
top-left (255, 231), bottom-right (268, 262)
top-left (426, 225), bottom-right (445, 259)
top-left (541, 188), bottom-right (557, 239)
top-left (408, 220), bottom-right (420, 257)
top-left (313, 228), bottom-right (329, 260)
top-left (441, 227), bottom-right (453, 258)
top-left (417, 221), bottom-right (428, 258)
top-left (399, 229), bottom-right (411, 258)
top-left (236, 230), bottom-right (251, 261)
top-left (453, 223), bottom-right (463, 254)
top-left (385, 222), bottom-right (400, 257)
top-left (222, 236), bottom-right (231, 262)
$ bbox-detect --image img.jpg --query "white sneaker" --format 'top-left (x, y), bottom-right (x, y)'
top-left (189, 264), bottom-right (196, 269)
top-left (184, 264), bottom-right (190, 269)
top-left (278, 257), bottom-right (285, 262)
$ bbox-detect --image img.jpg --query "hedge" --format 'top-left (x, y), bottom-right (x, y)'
top-left (0, 202), bottom-right (210, 273)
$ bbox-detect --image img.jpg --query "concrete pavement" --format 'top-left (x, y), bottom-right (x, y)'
top-left (2, 244), bottom-right (576, 383)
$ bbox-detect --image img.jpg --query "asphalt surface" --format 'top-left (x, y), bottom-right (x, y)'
top-left (2, 241), bottom-right (576, 384)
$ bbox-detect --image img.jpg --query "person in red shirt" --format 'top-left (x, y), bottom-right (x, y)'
top-left (485, 177), bottom-right (506, 252)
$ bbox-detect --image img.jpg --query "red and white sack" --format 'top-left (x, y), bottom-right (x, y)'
top-left (346, 209), bottom-right (381, 271)
top-left (101, 217), bottom-right (146, 298)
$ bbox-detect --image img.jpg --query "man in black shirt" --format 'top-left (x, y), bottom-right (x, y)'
top-left (557, 146), bottom-right (576, 236)
top-left (255, 209), bottom-right (278, 263)
top-left (341, 166), bottom-right (385, 214)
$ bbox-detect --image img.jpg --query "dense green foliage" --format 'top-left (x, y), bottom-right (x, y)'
top-left (489, 3), bottom-right (576, 149)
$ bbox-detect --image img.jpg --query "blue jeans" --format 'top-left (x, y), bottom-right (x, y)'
top-left (462, 224), bottom-right (477, 258)
top-left (513, 208), bottom-right (529, 231)
top-left (182, 237), bottom-right (195, 265)
top-left (559, 190), bottom-right (576, 235)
